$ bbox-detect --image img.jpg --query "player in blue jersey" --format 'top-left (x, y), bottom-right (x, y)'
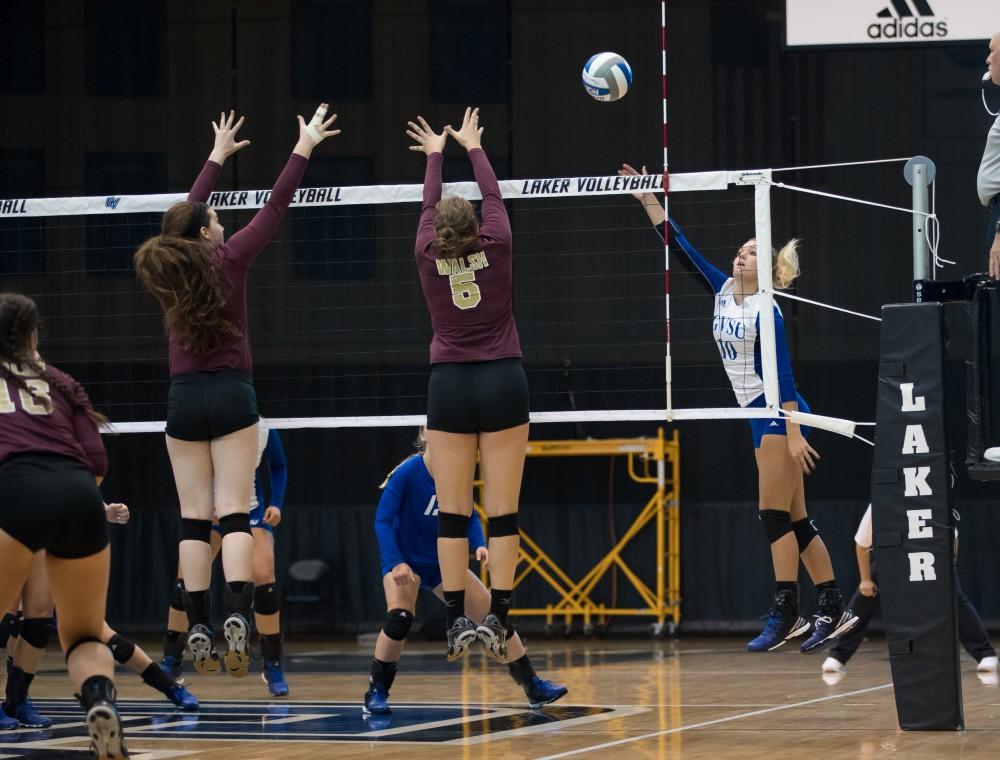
top-left (159, 421), bottom-right (291, 696)
top-left (363, 431), bottom-right (567, 716)
top-left (249, 426), bottom-right (289, 696)
top-left (620, 164), bottom-right (858, 653)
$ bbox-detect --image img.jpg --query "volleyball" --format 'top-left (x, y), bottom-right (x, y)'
top-left (581, 52), bottom-right (632, 102)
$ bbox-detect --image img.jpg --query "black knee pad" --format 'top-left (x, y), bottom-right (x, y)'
top-left (107, 633), bottom-right (136, 664)
top-left (0, 612), bottom-right (21, 647)
top-left (181, 518), bottom-right (213, 543)
top-left (218, 512), bottom-right (252, 537)
top-left (382, 609), bottom-right (413, 642)
top-left (758, 509), bottom-right (792, 544)
top-left (253, 583), bottom-right (279, 616)
top-left (792, 517), bottom-right (820, 552)
top-left (64, 636), bottom-right (107, 663)
top-left (170, 579), bottom-right (186, 613)
top-left (489, 512), bottom-right (519, 537)
top-left (438, 511), bottom-right (470, 539)
top-left (19, 617), bottom-right (52, 650)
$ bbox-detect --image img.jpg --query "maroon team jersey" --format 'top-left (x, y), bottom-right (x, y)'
top-left (167, 153), bottom-right (309, 377)
top-left (415, 149), bottom-right (522, 365)
top-left (0, 362), bottom-right (107, 477)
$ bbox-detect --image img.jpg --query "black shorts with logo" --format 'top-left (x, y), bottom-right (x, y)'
top-left (165, 370), bottom-right (258, 441)
top-left (0, 454), bottom-right (108, 559)
top-left (427, 358), bottom-right (529, 434)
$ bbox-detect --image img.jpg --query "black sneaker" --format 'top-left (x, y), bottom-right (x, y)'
top-left (475, 613), bottom-right (508, 663)
top-left (446, 616), bottom-right (478, 662)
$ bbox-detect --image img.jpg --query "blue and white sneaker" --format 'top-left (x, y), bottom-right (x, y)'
top-left (363, 683), bottom-right (390, 715)
top-left (222, 613), bottom-right (251, 677)
top-left (747, 591), bottom-right (811, 652)
top-left (800, 609), bottom-right (859, 653)
top-left (524, 677), bottom-right (568, 709)
top-left (159, 655), bottom-right (183, 683)
top-left (165, 684), bottom-right (199, 712)
top-left (3, 698), bottom-right (52, 728)
top-left (262, 661), bottom-right (289, 697)
top-left (0, 706), bottom-right (21, 730)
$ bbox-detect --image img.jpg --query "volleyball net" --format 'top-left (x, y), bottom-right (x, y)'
top-left (0, 158), bottom-right (927, 436)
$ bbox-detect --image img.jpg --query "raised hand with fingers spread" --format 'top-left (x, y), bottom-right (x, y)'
top-left (209, 110), bottom-right (250, 165)
top-left (444, 107), bottom-right (483, 152)
top-left (406, 116), bottom-right (448, 156)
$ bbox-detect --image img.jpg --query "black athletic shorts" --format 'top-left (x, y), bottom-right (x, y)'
top-left (427, 358), bottom-right (529, 434)
top-left (165, 370), bottom-right (258, 441)
top-left (0, 454), bottom-right (108, 559)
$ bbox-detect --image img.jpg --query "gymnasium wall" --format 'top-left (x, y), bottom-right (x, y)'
top-left (2, 0), bottom-right (999, 632)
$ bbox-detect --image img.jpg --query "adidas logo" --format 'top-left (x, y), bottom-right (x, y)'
top-left (768, 421), bottom-right (780, 428)
top-left (868, 0), bottom-right (947, 40)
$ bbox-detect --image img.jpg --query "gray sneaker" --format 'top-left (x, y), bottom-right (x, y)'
top-left (446, 616), bottom-right (478, 662)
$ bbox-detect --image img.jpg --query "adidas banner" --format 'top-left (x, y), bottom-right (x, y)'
top-left (786, 0), bottom-right (992, 48)
top-left (871, 303), bottom-right (963, 731)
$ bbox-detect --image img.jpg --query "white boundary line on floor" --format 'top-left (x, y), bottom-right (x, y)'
top-left (534, 683), bottom-right (894, 760)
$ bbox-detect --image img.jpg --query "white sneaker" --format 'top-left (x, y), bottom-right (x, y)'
top-left (977, 655), bottom-right (998, 672)
top-left (822, 656), bottom-right (845, 673)
top-left (978, 671), bottom-right (999, 687)
top-left (984, 448), bottom-right (1000, 462)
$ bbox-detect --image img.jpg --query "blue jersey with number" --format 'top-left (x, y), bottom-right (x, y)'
top-left (374, 454), bottom-right (486, 570)
top-left (657, 219), bottom-right (797, 407)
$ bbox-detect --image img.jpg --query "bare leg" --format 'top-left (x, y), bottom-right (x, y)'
top-left (425, 430), bottom-right (478, 607)
top-left (211, 424), bottom-right (259, 585)
top-left (789, 475), bottom-right (834, 584)
top-left (166, 436), bottom-right (215, 593)
top-left (478, 424), bottom-right (529, 592)
top-left (373, 573), bottom-right (420, 664)
top-left (251, 528), bottom-right (278, 636)
top-left (45, 548), bottom-right (112, 691)
top-left (755, 438), bottom-right (800, 582)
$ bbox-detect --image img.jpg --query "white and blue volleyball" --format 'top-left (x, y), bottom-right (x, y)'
top-left (582, 52), bottom-right (632, 102)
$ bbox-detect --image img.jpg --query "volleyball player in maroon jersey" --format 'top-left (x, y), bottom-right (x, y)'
top-left (0, 293), bottom-right (127, 758)
top-left (407, 107), bottom-right (528, 662)
top-left (134, 107), bottom-right (339, 677)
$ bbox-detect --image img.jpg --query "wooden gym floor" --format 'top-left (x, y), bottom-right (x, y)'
top-left (5, 636), bottom-right (1000, 759)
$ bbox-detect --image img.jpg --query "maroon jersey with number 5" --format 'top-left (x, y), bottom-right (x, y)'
top-left (0, 362), bottom-right (107, 477)
top-left (414, 149), bottom-right (522, 365)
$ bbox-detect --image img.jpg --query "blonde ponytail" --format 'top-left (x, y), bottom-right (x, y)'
top-left (772, 238), bottom-right (801, 289)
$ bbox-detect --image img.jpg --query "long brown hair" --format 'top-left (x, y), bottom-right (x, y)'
top-left (134, 201), bottom-right (239, 354)
top-left (0, 292), bottom-right (107, 426)
top-left (432, 197), bottom-right (479, 259)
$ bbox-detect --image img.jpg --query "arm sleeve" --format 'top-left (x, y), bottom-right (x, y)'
top-left (855, 505), bottom-right (873, 549)
top-left (415, 152), bottom-right (444, 255)
top-left (468, 510), bottom-right (487, 550)
top-left (72, 383), bottom-right (107, 478)
top-left (222, 152), bottom-right (309, 268)
top-left (752, 308), bottom-right (798, 404)
top-left (264, 430), bottom-right (288, 508)
top-left (374, 477), bottom-right (406, 570)
top-left (655, 218), bottom-right (728, 294)
top-left (188, 160), bottom-right (222, 202)
top-left (770, 307), bottom-right (798, 404)
top-left (469, 148), bottom-right (511, 244)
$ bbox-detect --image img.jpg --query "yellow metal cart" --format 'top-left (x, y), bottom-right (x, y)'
top-left (476, 427), bottom-right (680, 636)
